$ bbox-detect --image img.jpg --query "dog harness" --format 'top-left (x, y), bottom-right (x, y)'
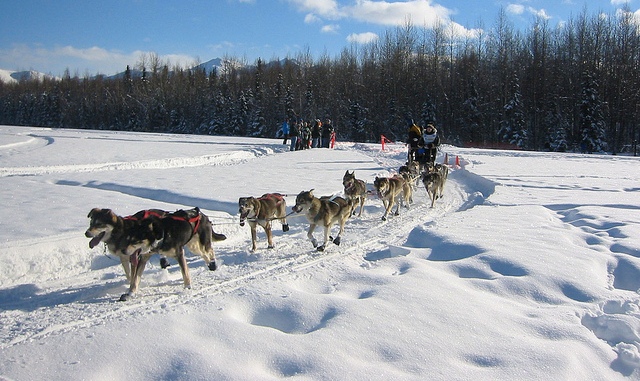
top-left (258, 193), bottom-right (285, 204)
top-left (149, 212), bottom-right (203, 253)
top-left (242, 193), bottom-right (287, 223)
top-left (123, 210), bottom-right (166, 221)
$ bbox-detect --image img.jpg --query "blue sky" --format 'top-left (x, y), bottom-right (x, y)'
top-left (1, 0), bottom-right (637, 76)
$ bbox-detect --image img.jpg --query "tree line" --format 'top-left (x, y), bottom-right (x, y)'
top-left (1, 8), bottom-right (639, 153)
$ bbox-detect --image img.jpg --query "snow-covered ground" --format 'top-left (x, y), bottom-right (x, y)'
top-left (0, 125), bottom-right (639, 380)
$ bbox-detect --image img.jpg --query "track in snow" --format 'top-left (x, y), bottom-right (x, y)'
top-left (0, 146), bottom-right (478, 349)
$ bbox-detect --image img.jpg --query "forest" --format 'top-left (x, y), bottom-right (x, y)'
top-left (1, 8), bottom-right (639, 153)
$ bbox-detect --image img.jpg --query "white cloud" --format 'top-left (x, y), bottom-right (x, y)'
top-left (305, 13), bottom-right (321, 23)
top-left (507, 4), bottom-right (550, 20)
top-left (506, 4), bottom-right (525, 15)
top-left (344, 0), bottom-right (453, 27)
top-left (611, 0), bottom-right (630, 5)
top-left (0, 43), bottom-right (197, 76)
top-left (346, 32), bottom-right (379, 44)
top-left (321, 24), bottom-right (341, 33)
top-left (527, 7), bottom-right (551, 20)
top-left (287, 0), bottom-right (342, 19)
top-left (289, 0), bottom-right (479, 39)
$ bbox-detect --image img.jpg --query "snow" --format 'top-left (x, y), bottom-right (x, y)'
top-left (0, 69), bottom-right (18, 84)
top-left (0, 69), bottom-right (57, 83)
top-left (1, 125), bottom-right (639, 380)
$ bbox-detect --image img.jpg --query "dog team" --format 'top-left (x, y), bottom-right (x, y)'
top-left (85, 159), bottom-right (448, 301)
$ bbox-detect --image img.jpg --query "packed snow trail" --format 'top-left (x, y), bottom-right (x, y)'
top-left (0, 140), bottom-right (477, 349)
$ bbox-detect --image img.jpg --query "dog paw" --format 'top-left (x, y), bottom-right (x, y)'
top-left (381, 216), bottom-right (387, 221)
top-left (119, 293), bottom-right (132, 302)
top-left (267, 245), bottom-right (275, 249)
top-left (333, 236), bottom-right (341, 245)
top-left (282, 224), bottom-right (290, 232)
top-left (160, 257), bottom-right (170, 269)
top-left (208, 261), bottom-right (218, 271)
top-left (311, 238), bottom-right (318, 248)
top-left (317, 245), bottom-right (326, 252)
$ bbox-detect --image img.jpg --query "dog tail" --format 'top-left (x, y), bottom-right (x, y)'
top-left (212, 226), bottom-right (227, 241)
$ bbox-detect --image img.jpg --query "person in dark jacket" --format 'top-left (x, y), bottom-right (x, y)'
top-left (288, 121), bottom-right (299, 151)
top-left (321, 119), bottom-right (334, 148)
top-left (406, 121), bottom-right (424, 163)
top-left (311, 119), bottom-right (322, 148)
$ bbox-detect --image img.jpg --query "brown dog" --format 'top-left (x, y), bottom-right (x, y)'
top-left (373, 175), bottom-right (412, 220)
top-left (238, 193), bottom-right (290, 252)
top-left (292, 190), bottom-right (352, 251)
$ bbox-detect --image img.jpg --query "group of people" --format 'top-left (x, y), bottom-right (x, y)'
top-left (281, 118), bottom-right (335, 151)
top-left (407, 120), bottom-right (440, 165)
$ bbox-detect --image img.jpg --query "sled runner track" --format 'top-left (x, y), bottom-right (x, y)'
top-left (0, 150), bottom-right (258, 177)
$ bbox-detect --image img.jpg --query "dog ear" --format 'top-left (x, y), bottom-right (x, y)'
top-left (88, 208), bottom-right (99, 218)
top-left (108, 210), bottom-right (118, 224)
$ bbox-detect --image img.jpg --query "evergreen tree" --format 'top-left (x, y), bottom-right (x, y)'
top-left (579, 70), bottom-right (607, 153)
top-left (460, 95), bottom-right (482, 144)
top-left (499, 72), bottom-right (528, 148)
top-left (348, 100), bottom-right (370, 141)
top-left (542, 99), bottom-right (569, 152)
top-left (421, 96), bottom-right (437, 126)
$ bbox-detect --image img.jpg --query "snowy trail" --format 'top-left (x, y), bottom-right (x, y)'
top-left (0, 151), bottom-right (259, 177)
top-left (0, 139), bottom-right (475, 350)
top-left (3, 127), bottom-right (640, 380)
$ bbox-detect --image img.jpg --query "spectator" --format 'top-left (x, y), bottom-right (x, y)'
top-left (311, 119), bottom-right (322, 148)
top-left (289, 121), bottom-right (299, 151)
top-left (281, 118), bottom-right (290, 145)
top-left (300, 121), bottom-right (311, 149)
top-left (321, 118), bottom-right (334, 148)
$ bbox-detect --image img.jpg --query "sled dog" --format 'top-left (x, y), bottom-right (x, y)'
top-left (422, 171), bottom-right (446, 208)
top-left (120, 207), bottom-right (226, 301)
top-left (238, 193), bottom-right (290, 252)
top-left (85, 208), bottom-right (168, 281)
top-left (399, 161), bottom-right (421, 189)
top-left (425, 162), bottom-right (449, 183)
top-left (292, 190), bottom-right (352, 251)
top-left (342, 170), bottom-right (367, 217)
top-left (373, 175), bottom-right (412, 220)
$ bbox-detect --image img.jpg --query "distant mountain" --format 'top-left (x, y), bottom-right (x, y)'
top-left (103, 68), bottom-right (146, 80)
top-left (102, 58), bottom-right (230, 80)
top-left (0, 69), bottom-right (59, 83)
top-left (192, 58), bottom-right (224, 73)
